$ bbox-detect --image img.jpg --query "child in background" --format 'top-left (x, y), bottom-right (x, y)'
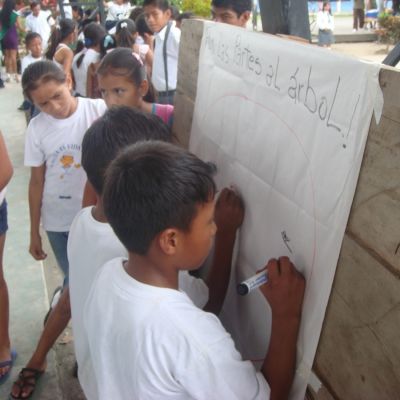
top-left (105, 0), bottom-right (131, 31)
top-left (45, 18), bottom-right (77, 79)
top-left (21, 32), bottom-right (43, 74)
top-left (97, 47), bottom-right (172, 126)
top-left (0, 131), bottom-right (15, 385)
top-left (85, 141), bottom-right (305, 399)
top-left (10, 60), bottom-right (106, 400)
top-left (86, 34), bottom-right (116, 99)
top-left (72, 22), bottom-right (106, 97)
top-left (317, 1), bottom-right (334, 48)
top-left (19, 32), bottom-right (43, 115)
top-left (82, 46), bottom-right (168, 206)
top-left (135, 12), bottom-right (153, 44)
top-left (211, 0), bottom-right (252, 27)
top-left (143, 0), bottom-right (180, 105)
top-left (115, 19), bottom-right (153, 68)
top-left (73, 107), bottom-right (243, 399)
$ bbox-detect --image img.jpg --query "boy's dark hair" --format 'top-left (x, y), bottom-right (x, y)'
top-left (103, 141), bottom-right (216, 255)
top-left (143, 0), bottom-right (170, 12)
top-left (169, 4), bottom-right (179, 19)
top-left (45, 18), bottom-right (76, 60)
top-left (135, 13), bottom-right (152, 37)
top-left (129, 6), bottom-right (143, 22)
top-left (97, 47), bottom-right (146, 89)
top-left (211, 0), bottom-right (252, 16)
top-left (115, 19), bottom-right (137, 49)
top-left (25, 32), bottom-right (42, 47)
top-left (30, 1), bottom-right (39, 10)
top-left (22, 60), bottom-right (66, 101)
top-left (72, 5), bottom-right (84, 19)
top-left (82, 107), bottom-right (171, 195)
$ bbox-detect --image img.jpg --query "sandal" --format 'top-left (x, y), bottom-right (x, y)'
top-left (0, 349), bottom-right (17, 385)
top-left (10, 367), bottom-right (44, 399)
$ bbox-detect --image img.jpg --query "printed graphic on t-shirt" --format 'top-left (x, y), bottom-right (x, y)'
top-left (48, 144), bottom-right (82, 181)
top-left (60, 154), bottom-right (81, 179)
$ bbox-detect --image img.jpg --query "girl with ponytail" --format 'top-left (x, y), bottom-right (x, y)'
top-left (72, 22), bottom-right (106, 97)
top-left (45, 19), bottom-right (77, 79)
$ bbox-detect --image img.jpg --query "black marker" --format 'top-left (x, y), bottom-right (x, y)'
top-left (237, 270), bottom-right (268, 296)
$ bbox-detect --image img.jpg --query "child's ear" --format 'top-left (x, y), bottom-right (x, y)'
top-left (158, 228), bottom-right (179, 255)
top-left (139, 79), bottom-right (149, 97)
top-left (164, 8), bottom-right (172, 20)
top-left (66, 74), bottom-right (73, 91)
top-left (240, 11), bottom-right (251, 26)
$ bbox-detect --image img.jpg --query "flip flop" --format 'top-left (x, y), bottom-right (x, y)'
top-left (9, 367), bottom-right (44, 399)
top-left (0, 349), bottom-right (17, 385)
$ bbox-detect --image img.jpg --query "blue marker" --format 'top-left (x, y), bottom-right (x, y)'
top-left (237, 270), bottom-right (268, 296)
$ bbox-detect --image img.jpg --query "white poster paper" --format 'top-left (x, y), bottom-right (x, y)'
top-left (189, 22), bottom-right (382, 399)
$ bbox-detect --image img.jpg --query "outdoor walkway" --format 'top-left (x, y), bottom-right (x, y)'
top-left (0, 81), bottom-right (83, 400)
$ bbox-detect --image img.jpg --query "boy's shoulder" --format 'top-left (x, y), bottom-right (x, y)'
top-left (94, 260), bottom-right (225, 344)
top-left (69, 206), bottom-right (112, 240)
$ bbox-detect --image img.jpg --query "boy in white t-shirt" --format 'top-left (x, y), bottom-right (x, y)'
top-left (21, 32), bottom-right (43, 75)
top-left (19, 32), bottom-right (43, 115)
top-left (85, 141), bottom-right (306, 399)
top-left (143, 0), bottom-right (180, 105)
top-left (71, 106), bottom-right (244, 399)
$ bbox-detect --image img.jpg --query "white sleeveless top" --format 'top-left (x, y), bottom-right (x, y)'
top-left (53, 43), bottom-right (70, 70)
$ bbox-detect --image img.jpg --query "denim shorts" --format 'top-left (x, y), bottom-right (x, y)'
top-left (0, 200), bottom-right (8, 236)
top-left (46, 231), bottom-right (69, 287)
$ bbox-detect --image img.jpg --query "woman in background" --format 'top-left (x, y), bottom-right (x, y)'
top-left (317, 1), bottom-right (334, 48)
top-left (0, 0), bottom-right (23, 82)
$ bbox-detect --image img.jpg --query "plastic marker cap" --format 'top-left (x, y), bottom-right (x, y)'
top-left (237, 270), bottom-right (268, 296)
top-left (237, 283), bottom-right (250, 296)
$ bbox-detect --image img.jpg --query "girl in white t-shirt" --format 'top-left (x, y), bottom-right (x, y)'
top-left (10, 60), bottom-right (106, 399)
top-left (21, 60), bottom-right (106, 289)
top-left (72, 22), bottom-right (106, 97)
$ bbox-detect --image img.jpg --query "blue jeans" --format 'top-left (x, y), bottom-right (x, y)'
top-left (46, 231), bottom-right (69, 287)
top-left (0, 200), bottom-right (8, 235)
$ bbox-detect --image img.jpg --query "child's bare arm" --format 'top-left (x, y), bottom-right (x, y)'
top-left (259, 257), bottom-right (305, 400)
top-left (0, 132), bottom-right (13, 192)
top-left (203, 188), bottom-right (244, 314)
top-left (86, 64), bottom-right (94, 98)
top-left (29, 165), bottom-right (47, 260)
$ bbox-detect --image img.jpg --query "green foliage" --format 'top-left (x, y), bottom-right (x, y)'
top-left (181, 0), bottom-right (211, 17)
top-left (124, 0), bottom-right (210, 17)
top-left (378, 13), bottom-right (400, 44)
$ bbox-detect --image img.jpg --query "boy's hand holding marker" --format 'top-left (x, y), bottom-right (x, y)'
top-left (259, 257), bottom-right (305, 319)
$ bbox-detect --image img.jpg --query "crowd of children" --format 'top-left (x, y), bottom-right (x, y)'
top-left (0, 0), bottom-right (306, 399)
